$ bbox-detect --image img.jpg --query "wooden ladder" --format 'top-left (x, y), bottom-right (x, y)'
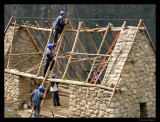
top-left (30, 24), bottom-right (67, 117)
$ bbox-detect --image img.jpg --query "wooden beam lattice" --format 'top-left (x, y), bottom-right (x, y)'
top-left (85, 22), bottom-right (110, 83)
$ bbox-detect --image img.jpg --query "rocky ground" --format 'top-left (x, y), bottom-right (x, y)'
top-left (16, 94), bottom-right (71, 118)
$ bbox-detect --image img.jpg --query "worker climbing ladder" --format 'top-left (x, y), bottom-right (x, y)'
top-left (30, 21), bottom-right (67, 117)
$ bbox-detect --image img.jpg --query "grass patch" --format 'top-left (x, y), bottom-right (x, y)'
top-left (4, 109), bottom-right (19, 118)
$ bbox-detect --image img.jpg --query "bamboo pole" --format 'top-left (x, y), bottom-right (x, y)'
top-left (57, 58), bottom-right (72, 80)
top-left (63, 36), bottom-right (88, 78)
top-left (19, 24), bottom-right (146, 32)
top-left (36, 26), bottom-right (54, 76)
top-left (10, 54), bottom-right (36, 69)
top-left (21, 20), bottom-right (43, 57)
top-left (39, 23), bottom-right (67, 114)
top-left (44, 21), bottom-right (72, 80)
top-left (70, 57), bottom-right (96, 63)
top-left (4, 16), bottom-right (15, 34)
top-left (107, 19), bottom-right (143, 107)
top-left (35, 21), bottom-right (48, 43)
top-left (60, 47), bottom-right (81, 81)
top-left (67, 21), bottom-right (104, 83)
top-left (28, 24), bottom-right (45, 51)
top-left (85, 22), bottom-right (110, 83)
top-left (62, 22), bottom-right (82, 80)
top-left (66, 52), bottom-right (111, 57)
top-left (9, 52), bottom-right (43, 56)
top-left (25, 61), bottom-right (45, 73)
top-left (4, 69), bottom-right (118, 92)
top-left (46, 23), bottom-right (67, 83)
top-left (67, 20), bottom-right (93, 66)
top-left (81, 22), bottom-right (99, 54)
top-left (141, 21), bottom-right (156, 52)
top-left (7, 21), bottom-right (16, 69)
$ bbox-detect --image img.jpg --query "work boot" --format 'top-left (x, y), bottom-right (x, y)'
top-left (57, 103), bottom-right (61, 106)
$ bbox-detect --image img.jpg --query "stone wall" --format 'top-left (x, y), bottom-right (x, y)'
top-left (4, 26), bottom-right (14, 68)
top-left (69, 28), bottom-right (156, 118)
top-left (69, 85), bottom-right (114, 118)
top-left (113, 29), bottom-right (156, 118)
top-left (4, 69), bottom-right (31, 110)
top-left (4, 25), bottom-right (43, 75)
top-left (4, 69), bottom-right (51, 110)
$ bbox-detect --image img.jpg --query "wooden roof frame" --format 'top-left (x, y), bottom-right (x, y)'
top-left (4, 17), bottom-right (156, 108)
top-left (5, 17), bottom-right (156, 85)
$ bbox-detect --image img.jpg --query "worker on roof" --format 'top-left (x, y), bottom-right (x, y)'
top-left (50, 74), bottom-right (61, 108)
top-left (53, 11), bottom-right (67, 45)
top-left (43, 44), bottom-right (55, 77)
top-left (30, 85), bottom-right (44, 118)
top-left (83, 66), bottom-right (100, 84)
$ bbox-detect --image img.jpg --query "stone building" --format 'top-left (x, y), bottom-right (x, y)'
top-left (4, 18), bottom-right (156, 118)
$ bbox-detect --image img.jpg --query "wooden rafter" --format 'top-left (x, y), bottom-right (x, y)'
top-left (62, 22), bottom-right (82, 80)
top-left (19, 24), bottom-right (146, 32)
top-left (27, 22), bottom-right (45, 51)
top-left (85, 22), bottom-right (110, 83)
top-left (7, 20), bottom-right (16, 69)
top-left (21, 20), bottom-right (43, 56)
top-left (45, 21), bottom-right (80, 80)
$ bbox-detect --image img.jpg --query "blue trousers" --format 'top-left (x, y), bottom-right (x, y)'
top-left (33, 105), bottom-right (40, 118)
top-left (43, 59), bottom-right (55, 77)
top-left (53, 29), bottom-right (62, 44)
top-left (51, 91), bottom-right (60, 106)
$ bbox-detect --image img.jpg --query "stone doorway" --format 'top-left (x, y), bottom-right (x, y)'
top-left (140, 103), bottom-right (148, 118)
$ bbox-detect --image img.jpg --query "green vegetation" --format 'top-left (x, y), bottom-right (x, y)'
top-left (4, 109), bottom-right (19, 118)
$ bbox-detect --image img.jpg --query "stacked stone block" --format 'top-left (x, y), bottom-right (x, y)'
top-left (69, 27), bottom-right (156, 118)
top-left (4, 25), bottom-right (43, 75)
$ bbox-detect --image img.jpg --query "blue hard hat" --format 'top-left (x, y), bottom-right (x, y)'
top-left (94, 76), bottom-right (97, 80)
top-left (94, 66), bottom-right (97, 69)
top-left (48, 44), bottom-right (53, 49)
top-left (39, 85), bottom-right (45, 91)
top-left (52, 74), bottom-right (57, 78)
top-left (60, 11), bottom-right (66, 15)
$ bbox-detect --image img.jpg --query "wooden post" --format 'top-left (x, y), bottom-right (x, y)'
top-left (67, 20), bottom-right (93, 66)
top-left (85, 22), bottom-right (110, 83)
top-left (43, 23), bottom-right (67, 85)
top-left (35, 21), bottom-right (49, 43)
top-left (81, 22), bottom-right (105, 63)
top-left (7, 20), bottom-right (16, 69)
top-left (39, 23), bottom-right (67, 115)
top-left (62, 22), bottom-right (82, 80)
top-left (21, 20), bottom-right (43, 57)
top-left (5, 69), bottom-right (117, 92)
top-left (37, 26), bottom-right (54, 76)
top-left (141, 20), bottom-right (156, 52)
top-left (4, 16), bottom-right (15, 34)
top-left (63, 36), bottom-right (88, 78)
top-left (45, 21), bottom-right (72, 80)
top-left (10, 54), bottom-right (36, 69)
top-left (60, 46), bottom-right (81, 81)
top-left (28, 23), bottom-right (45, 51)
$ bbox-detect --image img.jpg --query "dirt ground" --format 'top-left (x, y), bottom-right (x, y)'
top-left (16, 94), bottom-right (72, 118)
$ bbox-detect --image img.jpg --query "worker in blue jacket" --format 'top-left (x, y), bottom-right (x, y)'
top-left (31, 85), bottom-right (44, 118)
top-left (43, 44), bottom-right (55, 77)
top-left (50, 74), bottom-right (61, 108)
top-left (53, 11), bottom-right (67, 45)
